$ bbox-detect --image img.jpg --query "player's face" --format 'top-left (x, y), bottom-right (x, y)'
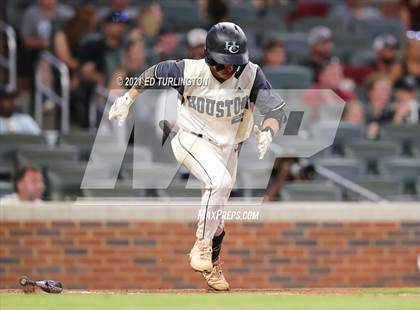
top-left (210, 64), bottom-right (236, 80)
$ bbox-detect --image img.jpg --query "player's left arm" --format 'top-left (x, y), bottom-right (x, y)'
top-left (250, 67), bottom-right (287, 159)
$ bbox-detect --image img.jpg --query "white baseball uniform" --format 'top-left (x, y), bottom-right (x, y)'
top-left (151, 58), bottom-right (285, 239)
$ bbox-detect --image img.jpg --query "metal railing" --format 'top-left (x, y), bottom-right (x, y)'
top-left (270, 142), bottom-right (388, 202)
top-left (89, 84), bottom-right (109, 131)
top-left (35, 51), bottom-right (70, 133)
top-left (0, 21), bottom-right (17, 92)
top-left (314, 165), bottom-right (388, 203)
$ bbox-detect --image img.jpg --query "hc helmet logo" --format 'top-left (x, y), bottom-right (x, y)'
top-left (225, 41), bottom-right (240, 54)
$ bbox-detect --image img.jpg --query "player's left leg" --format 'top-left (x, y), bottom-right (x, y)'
top-left (203, 229), bottom-right (230, 290)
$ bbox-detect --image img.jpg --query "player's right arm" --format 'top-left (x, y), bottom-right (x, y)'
top-left (108, 60), bottom-right (184, 125)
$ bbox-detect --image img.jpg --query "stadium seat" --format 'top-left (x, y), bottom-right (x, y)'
top-left (0, 181), bottom-right (13, 197)
top-left (344, 141), bottom-right (401, 172)
top-left (350, 178), bottom-right (404, 200)
top-left (82, 181), bottom-right (144, 198)
top-left (280, 181), bottom-right (342, 201)
top-left (386, 194), bottom-right (419, 202)
top-left (333, 34), bottom-right (372, 62)
top-left (46, 163), bottom-right (112, 201)
top-left (230, 2), bottom-right (258, 26)
top-left (0, 134), bottom-right (46, 160)
top-left (237, 146), bottom-right (275, 169)
top-left (312, 122), bottom-right (365, 154)
top-left (349, 49), bottom-right (376, 66)
top-left (163, 177), bottom-right (202, 198)
top-left (16, 145), bottom-right (80, 168)
top-left (231, 3), bottom-right (286, 32)
top-left (353, 18), bottom-right (404, 39)
top-left (378, 158), bottom-right (420, 184)
top-left (263, 65), bottom-right (313, 89)
top-left (239, 162), bottom-right (274, 197)
top-left (319, 105), bottom-right (344, 121)
top-left (160, 1), bottom-right (203, 31)
top-left (121, 162), bottom-right (180, 196)
top-left (417, 179), bottom-right (420, 198)
top-left (380, 123), bottom-right (420, 148)
top-left (413, 144), bottom-right (420, 159)
top-left (291, 17), bottom-right (344, 33)
top-left (46, 168), bottom-right (84, 200)
top-left (274, 32), bottom-right (310, 64)
top-left (89, 145), bottom-right (152, 166)
top-left (60, 131), bottom-right (108, 160)
top-left (0, 134), bottom-right (47, 180)
top-left (314, 157), bottom-right (365, 180)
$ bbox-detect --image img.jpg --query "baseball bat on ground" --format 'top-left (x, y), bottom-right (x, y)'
top-left (19, 275), bottom-right (63, 293)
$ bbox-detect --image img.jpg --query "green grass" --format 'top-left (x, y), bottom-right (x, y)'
top-left (364, 287), bottom-right (420, 295)
top-left (1, 290), bottom-right (419, 310)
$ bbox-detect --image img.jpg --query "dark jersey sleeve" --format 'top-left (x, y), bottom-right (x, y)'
top-left (134, 60), bottom-right (185, 95)
top-left (154, 60), bottom-right (185, 94)
top-left (250, 66), bottom-right (286, 123)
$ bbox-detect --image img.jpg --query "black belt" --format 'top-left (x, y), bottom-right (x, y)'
top-left (182, 129), bottom-right (238, 148)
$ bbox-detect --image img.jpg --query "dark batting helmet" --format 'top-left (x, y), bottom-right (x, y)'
top-left (205, 22), bottom-right (249, 67)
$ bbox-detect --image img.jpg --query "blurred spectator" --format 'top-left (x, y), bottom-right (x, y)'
top-left (154, 28), bottom-right (183, 61)
top-left (73, 11), bottom-right (128, 127)
top-left (329, 0), bottom-right (382, 31)
top-left (363, 73), bottom-right (393, 139)
top-left (265, 158), bottom-right (315, 202)
top-left (20, 0), bottom-right (74, 79)
top-left (53, 4), bottom-right (97, 129)
top-left (79, 11), bottom-right (129, 85)
top-left (370, 34), bottom-right (403, 83)
top-left (342, 101), bottom-right (365, 124)
top-left (54, 4), bottom-right (97, 86)
top-left (402, 39), bottom-right (420, 85)
top-left (129, 2), bottom-right (163, 48)
top-left (287, 1), bottom-right (328, 25)
top-left (0, 167), bottom-right (45, 203)
top-left (262, 38), bottom-right (286, 67)
top-left (207, 0), bottom-right (230, 25)
top-left (186, 28), bottom-right (207, 60)
top-left (304, 60), bottom-right (357, 108)
top-left (0, 90), bottom-right (41, 135)
top-left (108, 38), bottom-right (147, 92)
top-left (301, 26), bottom-right (334, 76)
top-left (97, 0), bottom-right (136, 22)
top-left (400, 0), bottom-right (420, 31)
top-left (392, 75), bottom-right (419, 124)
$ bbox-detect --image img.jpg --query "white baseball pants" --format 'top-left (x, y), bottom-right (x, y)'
top-left (171, 130), bottom-right (238, 239)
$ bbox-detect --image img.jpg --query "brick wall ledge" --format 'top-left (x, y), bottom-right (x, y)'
top-left (1, 201), bottom-right (419, 222)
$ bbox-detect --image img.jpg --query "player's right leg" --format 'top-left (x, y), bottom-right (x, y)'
top-left (171, 130), bottom-right (235, 272)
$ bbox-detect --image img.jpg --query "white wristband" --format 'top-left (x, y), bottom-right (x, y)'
top-left (122, 92), bottom-right (134, 107)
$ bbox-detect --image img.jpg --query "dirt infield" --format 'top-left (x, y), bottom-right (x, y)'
top-left (2, 288), bottom-right (419, 297)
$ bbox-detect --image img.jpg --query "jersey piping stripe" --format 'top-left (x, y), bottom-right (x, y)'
top-left (177, 133), bottom-right (213, 239)
top-left (257, 100), bottom-right (286, 117)
top-left (271, 100), bottom-right (286, 111)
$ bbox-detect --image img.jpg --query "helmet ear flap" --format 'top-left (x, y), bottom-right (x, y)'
top-left (204, 47), bottom-right (217, 66)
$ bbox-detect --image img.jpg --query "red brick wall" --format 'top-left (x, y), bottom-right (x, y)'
top-left (1, 221), bottom-right (419, 289)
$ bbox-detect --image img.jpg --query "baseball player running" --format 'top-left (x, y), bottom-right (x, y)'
top-left (109, 22), bottom-right (286, 291)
